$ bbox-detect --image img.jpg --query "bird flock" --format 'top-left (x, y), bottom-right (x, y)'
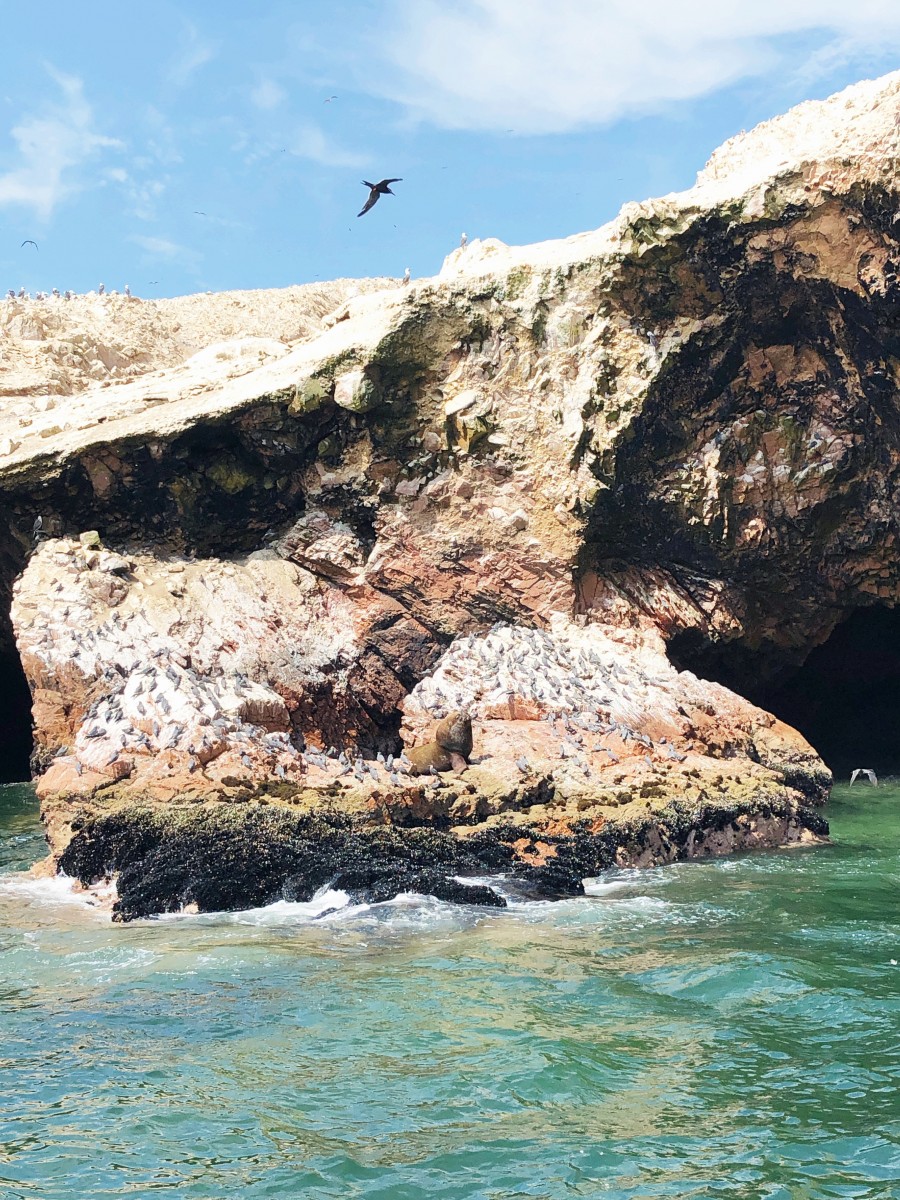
top-left (410, 622), bottom-right (669, 729)
top-left (5, 284), bottom-right (133, 302)
top-left (16, 532), bottom-right (699, 793)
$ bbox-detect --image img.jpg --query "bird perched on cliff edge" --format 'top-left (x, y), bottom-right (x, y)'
top-left (358, 178), bottom-right (402, 217)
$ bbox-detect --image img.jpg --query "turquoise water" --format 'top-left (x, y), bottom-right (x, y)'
top-left (1, 782), bottom-right (898, 1199)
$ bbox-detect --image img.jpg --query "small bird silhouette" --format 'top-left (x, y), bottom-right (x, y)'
top-left (324, 95), bottom-right (337, 103)
top-left (21, 240), bottom-right (38, 250)
top-left (358, 178), bottom-right (402, 217)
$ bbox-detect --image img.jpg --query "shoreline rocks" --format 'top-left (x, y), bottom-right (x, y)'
top-left (56, 789), bottom-right (827, 923)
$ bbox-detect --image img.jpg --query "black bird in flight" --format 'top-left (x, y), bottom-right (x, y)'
top-left (358, 178), bottom-right (402, 217)
top-left (21, 240), bottom-right (38, 250)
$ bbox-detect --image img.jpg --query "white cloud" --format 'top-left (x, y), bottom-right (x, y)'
top-left (166, 23), bottom-right (216, 87)
top-left (0, 67), bottom-right (121, 219)
top-left (251, 79), bottom-right (287, 110)
top-left (374, 0), bottom-right (900, 133)
top-left (110, 108), bottom-right (182, 222)
top-left (126, 176), bottom-right (167, 222)
top-left (286, 123), bottom-right (368, 168)
top-left (130, 234), bottom-right (191, 261)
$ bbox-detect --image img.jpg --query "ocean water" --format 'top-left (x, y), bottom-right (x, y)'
top-left (1, 782), bottom-right (898, 1199)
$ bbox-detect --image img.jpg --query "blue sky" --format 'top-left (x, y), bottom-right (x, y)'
top-left (1, 0), bottom-right (899, 298)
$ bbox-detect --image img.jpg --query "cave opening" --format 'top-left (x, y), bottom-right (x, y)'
top-left (668, 606), bottom-right (900, 776)
top-left (0, 645), bottom-right (33, 783)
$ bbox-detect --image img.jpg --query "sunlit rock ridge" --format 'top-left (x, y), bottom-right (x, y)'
top-left (5, 71), bottom-right (899, 916)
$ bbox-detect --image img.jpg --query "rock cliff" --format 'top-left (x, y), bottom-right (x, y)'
top-left (6, 71), bottom-right (899, 915)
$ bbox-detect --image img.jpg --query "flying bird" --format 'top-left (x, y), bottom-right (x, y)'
top-left (21, 240), bottom-right (38, 250)
top-left (850, 768), bottom-right (878, 787)
top-left (324, 95), bottom-right (337, 103)
top-left (358, 178), bottom-right (402, 217)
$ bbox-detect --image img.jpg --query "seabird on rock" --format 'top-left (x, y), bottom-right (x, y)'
top-left (32, 515), bottom-right (43, 541)
top-left (402, 267), bottom-right (410, 284)
top-left (357, 178), bottom-right (402, 217)
top-left (460, 232), bottom-right (468, 249)
top-left (98, 283), bottom-right (105, 295)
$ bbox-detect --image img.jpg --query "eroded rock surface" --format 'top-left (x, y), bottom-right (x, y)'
top-left (9, 71), bottom-right (900, 912)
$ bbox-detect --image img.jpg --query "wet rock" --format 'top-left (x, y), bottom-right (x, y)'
top-left (59, 805), bottom-right (508, 920)
top-left (55, 787), bottom-right (826, 920)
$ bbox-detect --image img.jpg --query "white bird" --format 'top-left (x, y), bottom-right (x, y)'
top-left (460, 232), bottom-right (468, 249)
top-left (850, 768), bottom-right (878, 787)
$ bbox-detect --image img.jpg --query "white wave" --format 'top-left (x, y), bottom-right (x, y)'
top-left (346, 890), bottom-right (490, 932)
top-left (0, 870), bottom-right (116, 912)
top-left (156, 886), bottom-right (359, 926)
top-left (156, 875), bottom-right (722, 934)
top-left (0, 864), bottom-right (729, 936)
top-left (582, 874), bottom-right (655, 897)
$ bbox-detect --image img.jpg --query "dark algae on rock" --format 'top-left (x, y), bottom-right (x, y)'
top-left (57, 790), bottom-right (828, 920)
top-left (59, 805), bottom-right (512, 920)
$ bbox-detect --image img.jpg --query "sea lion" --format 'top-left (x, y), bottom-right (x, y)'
top-left (435, 709), bottom-right (472, 765)
top-left (406, 709), bottom-right (473, 776)
top-left (406, 742), bottom-right (453, 775)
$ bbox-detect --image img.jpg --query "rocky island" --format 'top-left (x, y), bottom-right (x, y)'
top-left (4, 72), bottom-right (899, 919)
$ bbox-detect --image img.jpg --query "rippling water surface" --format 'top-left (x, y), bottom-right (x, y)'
top-left (1, 782), bottom-right (898, 1199)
